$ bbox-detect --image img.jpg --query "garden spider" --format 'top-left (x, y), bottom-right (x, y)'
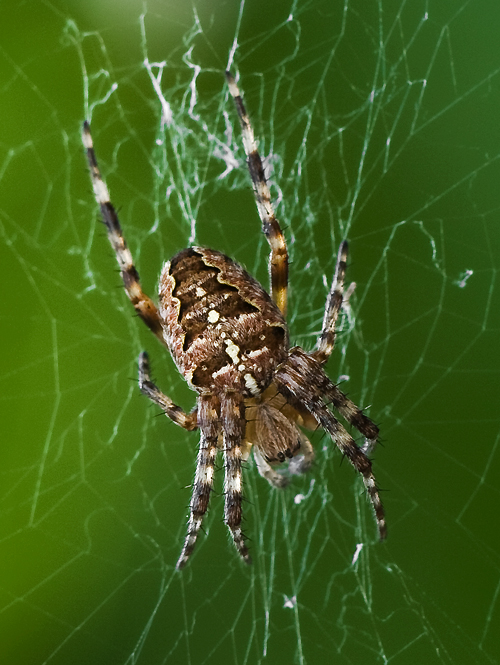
top-left (82, 71), bottom-right (386, 569)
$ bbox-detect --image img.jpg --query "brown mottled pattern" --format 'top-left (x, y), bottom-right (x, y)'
top-left (159, 247), bottom-right (288, 395)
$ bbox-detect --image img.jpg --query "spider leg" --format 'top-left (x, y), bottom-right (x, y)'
top-left (82, 122), bottom-right (164, 343)
top-left (321, 380), bottom-right (379, 446)
top-left (138, 352), bottom-right (198, 430)
top-left (312, 240), bottom-right (349, 365)
top-left (253, 446), bottom-right (290, 488)
top-left (308, 241), bottom-right (378, 448)
top-left (274, 349), bottom-right (387, 540)
top-left (226, 71), bottom-right (288, 317)
top-left (176, 394), bottom-right (219, 569)
top-left (288, 432), bottom-right (315, 476)
top-left (222, 391), bottom-right (252, 564)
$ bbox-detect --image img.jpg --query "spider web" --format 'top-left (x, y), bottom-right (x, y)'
top-left (1, 1), bottom-right (500, 663)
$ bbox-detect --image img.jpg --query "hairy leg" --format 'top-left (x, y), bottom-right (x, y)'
top-left (176, 394), bottom-right (220, 569)
top-left (226, 72), bottom-right (288, 316)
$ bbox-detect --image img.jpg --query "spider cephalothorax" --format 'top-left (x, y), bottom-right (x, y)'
top-left (83, 71), bottom-right (386, 569)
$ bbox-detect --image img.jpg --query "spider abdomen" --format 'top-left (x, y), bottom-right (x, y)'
top-left (159, 247), bottom-right (289, 396)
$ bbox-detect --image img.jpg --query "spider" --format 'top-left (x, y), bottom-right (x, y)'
top-left (82, 71), bottom-right (386, 569)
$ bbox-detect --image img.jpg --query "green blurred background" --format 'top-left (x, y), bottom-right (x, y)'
top-left (1, 1), bottom-right (499, 663)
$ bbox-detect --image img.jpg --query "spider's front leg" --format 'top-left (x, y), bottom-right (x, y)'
top-left (311, 241), bottom-right (378, 452)
top-left (83, 123), bottom-right (195, 432)
top-left (312, 240), bottom-right (349, 365)
top-left (226, 71), bottom-right (289, 317)
top-left (82, 121), bottom-right (163, 343)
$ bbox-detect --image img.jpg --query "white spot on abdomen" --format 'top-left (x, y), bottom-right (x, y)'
top-left (224, 339), bottom-right (240, 364)
top-left (248, 347), bottom-right (268, 358)
top-left (244, 373), bottom-right (260, 396)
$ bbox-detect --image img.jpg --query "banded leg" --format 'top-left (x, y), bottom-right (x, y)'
top-left (275, 350), bottom-right (386, 540)
top-left (226, 71), bottom-right (288, 316)
top-left (288, 347), bottom-right (379, 445)
top-left (312, 240), bottom-right (349, 365)
top-left (138, 352), bottom-right (198, 430)
top-left (291, 348), bottom-right (379, 443)
top-left (222, 391), bottom-right (251, 564)
top-left (82, 122), bottom-right (164, 342)
top-left (308, 396), bottom-right (386, 540)
top-left (176, 394), bottom-right (220, 569)
top-left (321, 380), bottom-right (379, 447)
